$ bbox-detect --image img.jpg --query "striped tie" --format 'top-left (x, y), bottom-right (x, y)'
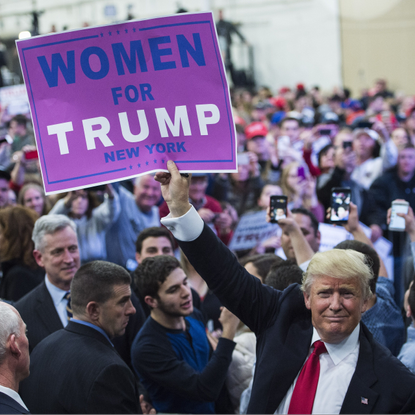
top-left (63, 292), bottom-right (73, 321)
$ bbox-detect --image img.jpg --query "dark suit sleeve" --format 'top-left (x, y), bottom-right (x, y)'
top-left (179, 224), bottom-right (283, 335)
top-left (87, 363), bottom-right (141, 414)
top-left (135, 337), bottom-right (235, 402)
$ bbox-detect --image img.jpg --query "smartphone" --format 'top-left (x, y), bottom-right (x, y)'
top-left (389, 200), bottom-right (409, 232)
top-left (319, 128), bottom-right (331, 136)
top-left (25, 150), bottom-right (38, 160)
top-left (237, 152), bottom-right (250, 166)
top-left (356, 120), bottom-right (373, 129)
top-left (270, 195), bottom-right (287, 223)
top-left (342, 141), bottom-right (353, 150)
top-left (330, 187), bottom-right (351, 223)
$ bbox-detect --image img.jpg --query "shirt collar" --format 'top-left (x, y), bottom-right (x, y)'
top-left (70, 318), bottom-right (114, 346)
top-left (311, 323), bottom-right (360, 365)
top-left (45, 275), bottom-right (68, 307)
top-left (0, 385), bottom-right (28, 410)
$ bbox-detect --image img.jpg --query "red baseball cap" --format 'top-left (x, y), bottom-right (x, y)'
top-left (245, 122), bottom-right (268, 140)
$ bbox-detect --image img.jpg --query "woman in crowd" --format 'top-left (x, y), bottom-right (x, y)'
top-left (48, 184), bottom-right (120, 264)
top-left (279, 161), bottom-right (324, 221)
top-left (18, 182), bottom-right (51, 216)
top-left (0, 206), bottom-right (44, 301)
top-left (350, 128), bottom-right (383, 190)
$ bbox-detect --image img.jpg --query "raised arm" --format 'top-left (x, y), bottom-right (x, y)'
top-left (155, 161), bottom-right (282, 334)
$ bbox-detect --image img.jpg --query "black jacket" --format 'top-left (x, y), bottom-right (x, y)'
top-left (179, 223), bottom-right (415, 413)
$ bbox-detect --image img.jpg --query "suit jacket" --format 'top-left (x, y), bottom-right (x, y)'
top-left (179, 224), bottom-right (415, 414)
top-left (0, 392), bottom-right (29, 414)
top-left (14, 281), bottom-right (146, 370)
top-left (19, 321), bottom-right (141, 414)
top-left (14, 281), bottom-right (61, 353)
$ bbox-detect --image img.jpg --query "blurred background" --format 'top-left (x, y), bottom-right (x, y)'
top-left (0, 0), bottom-right (414, 96)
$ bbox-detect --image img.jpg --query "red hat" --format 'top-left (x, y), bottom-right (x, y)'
top-left (233, 115), bottom-right (247, 127)
top-left (245, 122), bottom-right (268, 140)
top-left (270, 96), bottom-right (286, 110)
top-left (279, 86), bottom-right (291, 94)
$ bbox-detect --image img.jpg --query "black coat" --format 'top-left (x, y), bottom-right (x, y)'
top-left (19, 322), bottom-right (141, 414)
top-left (178, 223), bottom-right (415, 413)
top-left (0, 392), bottom-right (29, 414)
top-left (14, 280), bottom-right (146, 371)
top-left (0, 260), bottom-right (44, 302)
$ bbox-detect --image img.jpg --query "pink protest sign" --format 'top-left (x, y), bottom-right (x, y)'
top-left (17, 12), bottom-right (236, 194)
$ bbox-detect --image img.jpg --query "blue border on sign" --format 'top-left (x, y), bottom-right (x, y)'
top-left (21, 17), bottom-right (234, 185)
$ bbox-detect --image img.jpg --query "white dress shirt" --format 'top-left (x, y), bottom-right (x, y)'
top-left (0, 385), bottom-right (28, 410)
top-left (45, 276), bottom-right (70, 327)
top-left (275, 325), bottom-right (360, 414)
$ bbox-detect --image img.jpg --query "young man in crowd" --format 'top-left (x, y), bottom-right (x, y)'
top-left (19, 261), bottom-right (141, 414)
top-left (133, 226), bottom-right (202, 318)
top-left (131, 255), bottom-right (238, 414)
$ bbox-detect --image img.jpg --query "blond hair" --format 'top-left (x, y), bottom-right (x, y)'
top-left (302, 249), bottom-right (373, 300)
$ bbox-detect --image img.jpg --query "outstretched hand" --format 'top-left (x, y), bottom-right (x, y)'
top-left (154, 160), bottom-right (192, 217)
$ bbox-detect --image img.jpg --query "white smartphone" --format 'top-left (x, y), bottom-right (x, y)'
top-left (389, 200), bottom-right (409, 232)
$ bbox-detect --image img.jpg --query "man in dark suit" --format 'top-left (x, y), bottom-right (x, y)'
top-left (14, 214), bottom-right (145, 369)
top-left (154, 160), bottom-right (415, 414)
top-left (0, 302), bottom-right (30, 414)
top-left (19, 261), bottom-right (141, 414)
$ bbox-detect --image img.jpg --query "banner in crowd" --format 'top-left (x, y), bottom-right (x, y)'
top-left (0, 84), bottom-right (30, 117)
top-left (17, 12), bottom-right (236, 194)
top-left (229, 210), bottom-right (279, 251)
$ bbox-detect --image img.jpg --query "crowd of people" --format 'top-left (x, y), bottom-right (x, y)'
top-left (2, 77), bottom-right (415, 414)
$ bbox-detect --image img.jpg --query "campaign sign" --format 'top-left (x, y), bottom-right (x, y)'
top-left (17, 12), bottom-right (236, 194)
top-left (0, 84), bottom-right (30, 117)
top-left (229, 210), bottom-right (279, 251)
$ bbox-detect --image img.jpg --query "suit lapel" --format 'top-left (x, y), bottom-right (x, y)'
top-left (0, 391), bottom-right (29, 414)
top-left (340, 325), bottom-right (379, 414)
top-left (265, 319), bottom-right (313, 413)
top-left (35, 282), bottom-right (64, 333)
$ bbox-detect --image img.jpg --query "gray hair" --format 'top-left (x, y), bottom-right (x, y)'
top-left (134, 174), bottom-right (155, 187)
top-left (0, 302), bottom-right (21, 364)
top-left (302, 249), bottom-right (373, 301)
top-left (32, 214), bottom-right (77, 252)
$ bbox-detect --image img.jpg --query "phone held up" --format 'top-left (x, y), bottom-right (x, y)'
top-left (330, 187), bottom-right (351, 223)
top-left (270, 195), bottom-right (288, 223)
top-left (389, 200), bottom-right (409, 232)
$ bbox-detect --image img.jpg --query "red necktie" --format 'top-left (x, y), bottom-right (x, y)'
top-left (288, 340), bottom-right (327, 414)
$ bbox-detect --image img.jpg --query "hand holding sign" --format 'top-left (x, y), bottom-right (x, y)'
top-left (17, 12), bottom-right (237, 194)
top-left (154, 160), bottom-right (191, 218)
